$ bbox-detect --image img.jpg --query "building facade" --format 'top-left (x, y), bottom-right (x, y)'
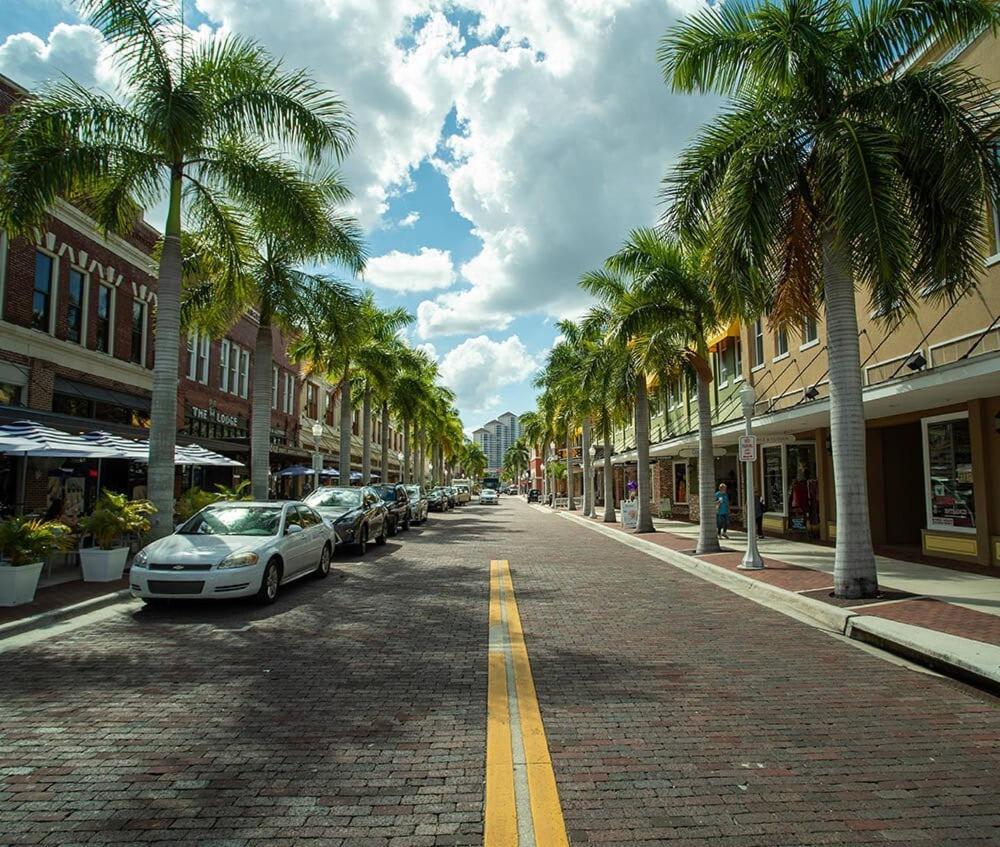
top-left (473, 411), bottom-right (523, 473)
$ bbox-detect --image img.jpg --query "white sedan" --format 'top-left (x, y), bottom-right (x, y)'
top-left (130, 501), bottom-right (334, 604)
top-left (479, 489), bottom-right (499, 505)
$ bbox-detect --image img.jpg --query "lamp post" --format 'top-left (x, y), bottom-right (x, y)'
top-left (586, 442), bottom-right (597, 518)
top-left (540, 462), bottom-right (546, 503)
top-left (738, 384), bottom-right (764, 570)
top-left (549, 440), bottom-right (557, 508)
top-left (311, 422), bottom-right (324, 492)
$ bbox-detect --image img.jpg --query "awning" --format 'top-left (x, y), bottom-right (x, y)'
top-left (705, 320), bottom-right (740, 351)
top-left (54, 378), bottom-right (151, 413)
top-left (0, 421), bottom-right (121, 458)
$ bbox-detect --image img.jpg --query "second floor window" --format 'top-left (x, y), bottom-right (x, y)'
top-left (306, 383), bottom-right (318, 419)
top-left (272, 366), bottom-right (278, 409)
top-left (753, 319), bottom-right (764, 366)
top-left (734, 336), bottom-right (743, 380)
top-left (186, 331), bottom-right (210, 383)
top-left (67, 269), bottom-right (86, 344)
top-left (131, 300), bottom-right (146, 364)
top-left (32, 251), bottom-right (54, 333)
top-left (96, 283), bottom-right (113, 354)
top-left (775, 326), bottom-right (788, 358)
top-left (802, 316), bottom-right (818, 345)
top-left (282, 372), bottom-right (294, 414)
top-left (325, 392), bottom-right (335, 425)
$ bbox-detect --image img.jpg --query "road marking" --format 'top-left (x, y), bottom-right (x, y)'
top-left (486, 559), bottom-right (568, 847)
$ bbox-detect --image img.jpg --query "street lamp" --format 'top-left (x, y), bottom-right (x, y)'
top-left (738, 384), bottom-right (764, 570)
top-left (586, 441), bottom-right (597, 517)
top-left (311, 422), bottom-right (324, 491)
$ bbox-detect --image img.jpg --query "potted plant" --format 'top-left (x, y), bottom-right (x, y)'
top-left (78, 490), bottom-right (156, 582)
top-left (0, 517), bottom-right (71, 606)
top-left (175, 487), bottom-right (221, 524)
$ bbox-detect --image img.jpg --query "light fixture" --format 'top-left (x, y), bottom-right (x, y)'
top-left (311, 422), bottom-right (324, 439)
top-left (588, 443), bottom-right (596, 457)
top-left (906, 352), bottom-right (927, 371)
top-left (803, 385), bottom-right (819, 400)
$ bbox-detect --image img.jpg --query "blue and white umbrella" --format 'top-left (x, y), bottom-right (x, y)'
top-left (0, 421), bottom-right (120, 458)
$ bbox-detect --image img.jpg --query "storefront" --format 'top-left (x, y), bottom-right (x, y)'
top-left (759, 440), bottom-right (821, 540)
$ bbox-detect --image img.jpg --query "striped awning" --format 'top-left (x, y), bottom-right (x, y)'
top-left (0, 421), bottom-right (121, 458)
top-left (82, 431), bottom-right (152, 461)
top-left (176, 443), bottom-right (245, 467)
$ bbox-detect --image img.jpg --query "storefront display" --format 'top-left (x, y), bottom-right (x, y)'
top-left (924, 414), bottom-right (975, 530)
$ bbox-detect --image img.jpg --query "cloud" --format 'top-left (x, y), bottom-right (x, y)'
top-left (0, 23), bottom-right (114, 91)
top-left (414, 341), bottom-right (437, 360)
top-left (365, 246), bottom-right (457, 293)
top-left (398, 211), bottom-right (420, 227)
top-left (438, 334), bottom-right (540, 415)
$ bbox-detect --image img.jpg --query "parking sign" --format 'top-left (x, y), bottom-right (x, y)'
top-left (738, 435), bottom-right (757, 462)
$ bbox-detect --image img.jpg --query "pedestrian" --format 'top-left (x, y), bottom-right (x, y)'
top-left (755, 494), bottom-right (766, 538)
top-left (715, 482), bottom-right (730, 539)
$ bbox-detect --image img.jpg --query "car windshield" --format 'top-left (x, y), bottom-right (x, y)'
top-left (405, 485), bottom-right (421, 496)
top-left (373, 486), bottom-right (397, 502)
top-left (180, 506), bottom-right (282, 537)
top-left (305, 488), bottom-right (361, 508)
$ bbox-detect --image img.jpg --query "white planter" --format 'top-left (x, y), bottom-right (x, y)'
top-left (79, 547), bottom-right (129, 582)
top-left (0, 562), bottom-right (44, 606)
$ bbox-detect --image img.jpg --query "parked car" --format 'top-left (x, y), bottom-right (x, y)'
top-left (404, 485), bottom-right (429, 524)
top-left (131, 501), bottom-right (333, 604)
top-left (372, 483), bottom-right (412, 534)
top-left (527, 488), bottom-right (540, 502)
top-left (505, 486), bottom-right (518, 495)
top-left (304, 486), bottom-right (387, 554)
top-left (428, 488), bottom-right (450, 512)
top-left (480, 489), bottom-right (499, 505)
top-left (453, 483), bottom-right (471, 504)
top-left (443, 486), bottom-right (459, 508)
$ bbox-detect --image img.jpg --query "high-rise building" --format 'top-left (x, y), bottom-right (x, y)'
top-left (473, 412), bottom-right (523, 473)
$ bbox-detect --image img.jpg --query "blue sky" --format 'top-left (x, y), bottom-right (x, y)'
top-left (1, 0), bottom-right (718, 432)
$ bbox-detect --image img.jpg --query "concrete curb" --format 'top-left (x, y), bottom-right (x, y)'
top-left (0, 588), bottom-right (132, 641)
top-left (558, 510), bottom-right (999, 694)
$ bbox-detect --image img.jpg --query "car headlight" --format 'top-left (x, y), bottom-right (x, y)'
top-left (133, 549), bottom-right (149, 567)
top-left (217, 550), bottom-right (260, 570)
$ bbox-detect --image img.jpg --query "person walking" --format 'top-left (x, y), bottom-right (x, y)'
top-left (715, 482), bottom-right (730, 540)
top-left (755, 494), bottom-right (766, 539)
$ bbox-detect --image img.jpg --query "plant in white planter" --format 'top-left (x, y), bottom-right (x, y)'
top-left (0, 517), bottom-right (71, 606)
top-left (79, 491), bottom-right (156, 582)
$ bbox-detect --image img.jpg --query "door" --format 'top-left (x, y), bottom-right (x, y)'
top-left (282, 506), bottom-right (312, 575)
top-left (364, 489), bottom-right (384, 536)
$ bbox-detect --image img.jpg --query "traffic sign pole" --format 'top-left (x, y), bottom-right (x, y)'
top-left (738, 386), bottom-right (764, 570)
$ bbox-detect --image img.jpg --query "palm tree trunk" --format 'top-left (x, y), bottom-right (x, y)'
top-left (635, 376), bottom-right (654, 533)
top-left (603, 421), bottom-right (616, 522)
top-left (146, 177), bottom-right (183, 539)
top-left (565, 425), bottom-right (575, 511)
top-left (823, 230), bottom-right (878, 598)
top-left (402, 421), bottom-right (411, 484)
top-left (250, 317), bottom-right (274, 501)
top-left (582, 416), bottom-right (593, 517)
top-left (695, 371), bottom-right (720, 554)
top-left (361, 384), bottom-right (372, 485)
top-left (339, 371), bottom-right (352, 483)
top-left (380, 401), bottom-right (390, 483)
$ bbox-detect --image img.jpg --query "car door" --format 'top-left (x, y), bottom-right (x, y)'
top-left (364, 489), bottom-right (384, 535)
top-left (282, 506), bottom-right (311, 575)
top-left (300, 506), bottom-right (327, 566)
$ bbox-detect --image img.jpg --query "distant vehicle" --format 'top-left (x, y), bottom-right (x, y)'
top-left (505, 486), bottom-right (518, 495)
top-left (527, 488), bottom-right (540, 502)
top-left (479, 488), bottom-right (499, 505)
top-left (428, 488), bottom-right (450, 512)
top-left (371, 483), bottom-right (412, 535)
top-left (443, 486), bottom-right (458, 508)
top-left (452, 481), bottom-right (472, 504)
top-left (482, 476), bottom-right (501, 492)
top-left (404, 484), bottom-right (429, 524)
top-left (131, 501), bottom-right (333, 604)
top-left (304, 486), bottom-right (388, 554)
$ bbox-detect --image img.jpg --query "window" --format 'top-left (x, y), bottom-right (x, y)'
top-left (763, 446), bottom-right (785, 513)
top-left (240, 349), bottom-right (250, 399)
top-left (753, 319), bottom-right (764, 367)
top-left (228, 343), bottom-right (240, 395)
top-left (186, 331), bottom-right (210, 383)
top-left (131, 299), bottom-right (146, 364)
top-left (718, 343), bottom-right (732, 387)
top-left (669, 379), bottom-right (681, 409)
top-left (775, 326), bottom-right (788, 358)
top-left (923, 413), bottom-right (975, 531)
top-left (67, 269), bottom-right (86, 344)
top-left (220, 340), bottom-right (230, 391)
top-left (32, 251), bottom-right (55, 332)
top-left (272, 366), bottom-right (279, 409)
top-left (734, 336), bottom-right (743, 381)
top-left (306, 383), bottom-right (318, 419)
top-left (96, 283), bottom-right (113, 353)
top-left (325, 392), bottom-right (335, 425)
top-left (282, 372), bottom-right (294, 414)
top-left (802, 316), bottom-right (818, 346)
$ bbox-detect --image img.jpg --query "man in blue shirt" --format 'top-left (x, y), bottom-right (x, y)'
top-left (715, 483), bottom-right (730, 539)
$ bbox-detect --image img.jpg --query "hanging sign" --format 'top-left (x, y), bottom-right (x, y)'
top-left (738, 435), bottom-right (757, 462)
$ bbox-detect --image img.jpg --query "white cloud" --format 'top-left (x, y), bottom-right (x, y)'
top-left (0, 23), bottom-right (115, 91)
top-left (438, 334), bottom-right (540, 415)
top-left (365, 246), bottom-right (457, 293)
top-left (398, 211), bottom-right (420, 227)
top-left (414, 341), bottom-right (437, 360)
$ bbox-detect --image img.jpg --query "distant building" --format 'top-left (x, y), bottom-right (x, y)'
top-left (473, 411), bottom-right (523, 473)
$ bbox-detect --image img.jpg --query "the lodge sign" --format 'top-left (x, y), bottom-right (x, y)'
top-left (189, 401), bottom-right (244, 429)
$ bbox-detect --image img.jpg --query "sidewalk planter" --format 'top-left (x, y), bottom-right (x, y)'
top-left (79, 547), bottom-right (129, 582)
top-left (0, 562), bottom-right (44, 606)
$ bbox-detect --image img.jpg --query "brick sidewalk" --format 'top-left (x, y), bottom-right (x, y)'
top-left (0, 577), bottom-right (127, 627)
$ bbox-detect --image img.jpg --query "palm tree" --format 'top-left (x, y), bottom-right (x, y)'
top-left (0, 0), bottom-right (354, 536)
top-left (601, 229), bottom-right (722, 553)
top-left (660, 0), bottom-right (1000, 596)
top-left (462, 442), bottom-right (489, 484)
top-left (503, 439), bottom-right (530, 490)
top-left (183, 196), bottom-right (365, 501)
top-left (389, 349), bottom-right (437, 483)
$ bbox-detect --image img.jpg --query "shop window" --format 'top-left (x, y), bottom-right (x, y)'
top-left (95, 283), bottom-right (114, 353)
top-left (32, 251), bottom-right (55, 333)
top-left (774, 326), bottom-right (788, 358)
top-left (753, 319), bottom-right (764, 367)
top-left (762, 446), bottom-right (785, 513)
top-left (785, 443), bottom-right (819, 536)
top-left (131, 299), bottom-right (146, 364)
top-left (923, 413), bottom-right (975, 531)
top-left (0, 383), bottom-right (21, 406)
top-left (67, 269), bottom-right (86, 344)
top-left (53, 392), bottom-right (92, 419)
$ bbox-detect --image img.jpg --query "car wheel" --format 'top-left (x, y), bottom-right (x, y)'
top-left (376, 519), bottom-right (388, 545)
top-left (315, 543), bottom-right (331, 578)
top-left (402, 513), bottom-right (411, 531)
top-left (257, 559), bottom-right (281, 605)
top-left (356, 525), bottom-right (369, 555)
top-left (389, 517), bottom-right (398, 536)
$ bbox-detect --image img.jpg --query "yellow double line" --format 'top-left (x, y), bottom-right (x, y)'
top-left (486, 559), bottom-right (568, 847)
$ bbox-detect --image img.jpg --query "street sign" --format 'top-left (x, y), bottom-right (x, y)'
top-left (738, 435), bottom-right (757, 462)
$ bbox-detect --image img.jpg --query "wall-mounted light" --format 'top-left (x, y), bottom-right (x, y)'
top-left (906, 352), bottom-right (927, 371)
top-left (804, 385), bottom-right (819, 400)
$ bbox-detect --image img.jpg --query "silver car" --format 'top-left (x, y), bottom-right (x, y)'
top-left (130, 501), bottom-right (334, 605)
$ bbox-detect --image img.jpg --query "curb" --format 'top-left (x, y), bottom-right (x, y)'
top-left (558, 510), bottom-right (1000, 694)
top-left (0, 588), bottom-right (133, 641)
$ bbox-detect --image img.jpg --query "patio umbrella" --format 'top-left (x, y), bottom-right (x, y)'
top-left (176, 444), bottom-right (245, 467)
top-left (0, 421), bottom-right (122, 458)
top-left (273, 465), bottom-right (315, 477)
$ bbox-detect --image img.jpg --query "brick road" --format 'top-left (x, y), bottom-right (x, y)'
top-left (1, 499), bottom-right (999, 845)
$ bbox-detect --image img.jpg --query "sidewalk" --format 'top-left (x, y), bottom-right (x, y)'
top-left (0, 577), bottom-right (128, 632)
top-left (546, 504), bottom-right (1000, 690)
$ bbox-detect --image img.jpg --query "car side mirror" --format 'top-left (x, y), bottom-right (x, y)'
top-left (286, 523), bottom-right (304, 535)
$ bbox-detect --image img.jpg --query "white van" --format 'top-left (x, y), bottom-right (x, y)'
top-left (452, 480), bottom-right (472, 504)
